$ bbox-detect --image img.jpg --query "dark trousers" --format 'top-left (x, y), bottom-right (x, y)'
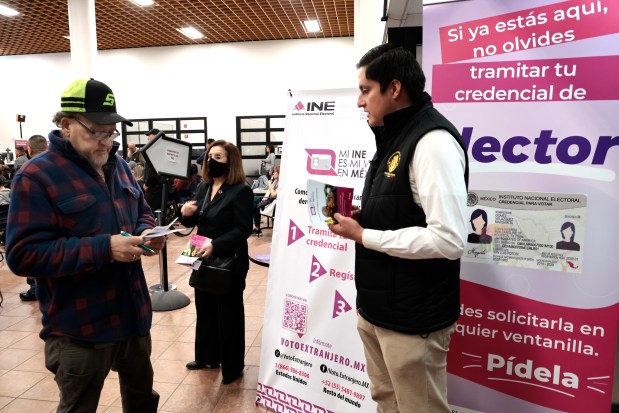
top-left (45, 335), bottom-right (159, 413)
top-left (26, 276), bottom-right (35, 291)
top-left (194, 288), bottom-right (245, 379)
top-left (145, 190), bottom-right (163, 216)
top-left (253, 196), bottom-right (262, 228)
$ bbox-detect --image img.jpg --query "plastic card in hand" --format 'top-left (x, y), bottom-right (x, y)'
top-left (175, 234), bottom-right (211, 266)
top-left (307, 179), bottom-right (354, 225)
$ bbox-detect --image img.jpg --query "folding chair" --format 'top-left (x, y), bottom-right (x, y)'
top-left (260, 199), bottom-right (276, 229)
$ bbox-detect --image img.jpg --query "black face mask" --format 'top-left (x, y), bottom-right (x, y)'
top-left (207, 158), bottom-right (229, 178)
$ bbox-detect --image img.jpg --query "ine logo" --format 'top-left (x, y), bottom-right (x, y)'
top-left (293, 101), bottom-right (335, 112)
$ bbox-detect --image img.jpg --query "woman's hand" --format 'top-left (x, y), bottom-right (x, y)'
top-left (181, 200), bottom-right (198, 217)
top-left (197, 239), bottom-right (214, 258)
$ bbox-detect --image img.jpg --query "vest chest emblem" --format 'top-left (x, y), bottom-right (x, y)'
top-left (384, 151), bottom-right (401, 178)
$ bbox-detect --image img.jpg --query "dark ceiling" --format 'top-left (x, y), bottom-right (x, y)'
top-left (0, 0), bottom-right (355, 56)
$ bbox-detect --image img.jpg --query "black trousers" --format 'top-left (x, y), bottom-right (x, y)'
top-left (194, 288), bottom-right (245, 379)
top-left (144, 189), bottom-right (163, 215)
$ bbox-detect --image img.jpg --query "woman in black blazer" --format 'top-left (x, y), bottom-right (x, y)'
top-left (180, 140), bottom-right (253, 384)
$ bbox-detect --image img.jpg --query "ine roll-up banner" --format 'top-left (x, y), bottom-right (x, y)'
top-left (256, 89), bottom-right (377, 412)
top-left (424, 1), bottom-right (619, 412)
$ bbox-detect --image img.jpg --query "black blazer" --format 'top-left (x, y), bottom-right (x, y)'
top-left (181, 181), bottom-right (254, 274)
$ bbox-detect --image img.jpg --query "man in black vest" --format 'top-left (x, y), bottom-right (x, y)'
top-left (329, 44), bottom-right (469, 413)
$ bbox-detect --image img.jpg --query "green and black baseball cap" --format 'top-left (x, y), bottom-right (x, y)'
top-left (60, 78), bottom-right (133, 126)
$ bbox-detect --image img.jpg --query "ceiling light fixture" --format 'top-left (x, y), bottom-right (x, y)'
top-left (128, 0), bottom-right (155, 6)
top-left (303, 19), bottom-right (321, 33)
top-left (0, 4), bottom-right (19, 16)
top-left (176, 27), bottom-right (204, 40)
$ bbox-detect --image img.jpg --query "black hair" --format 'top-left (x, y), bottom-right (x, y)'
top-left (470, 209), bottom-right (488, 231)
top-left (28, 135), bottom-right (48, 156)
top-left (357, 43), bottom-right (426, 99)
top-left (560, 222), bottom-right (576, 242)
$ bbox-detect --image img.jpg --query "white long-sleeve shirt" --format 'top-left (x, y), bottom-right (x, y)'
top-left (362, 129), bottom-right (468, 260)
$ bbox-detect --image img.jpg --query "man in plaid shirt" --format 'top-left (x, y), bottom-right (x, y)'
top-left (6, 79), bottom-right (165, 413)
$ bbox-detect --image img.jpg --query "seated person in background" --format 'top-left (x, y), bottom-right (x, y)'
top-left (0, 176), bottom-right (10, 205)
top-left (253, 165), bottom-right (279, 236)
top-left (132, 164), bottom-right (145, 189)
top-left (251, 174), bottom-right (269, 190)
top-left (172, 164), bottom-right (200, 203)
top-left (0, 165), bottom-right (10, 182)
top-left (191, 165), bottom-right (202, 187)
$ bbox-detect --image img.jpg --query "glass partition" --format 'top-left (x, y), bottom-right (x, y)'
top-left (236, 115), bottom-right (285, 179)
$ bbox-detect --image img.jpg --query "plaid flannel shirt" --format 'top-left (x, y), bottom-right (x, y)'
top-left (7, 130), bottom-right (156, 342)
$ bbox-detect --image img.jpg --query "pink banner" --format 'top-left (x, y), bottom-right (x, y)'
top-left (439, 0), bottom-right (619, 63)
top-left (432, 55), bottom-right (619, 103)
top-left (449, 281), bottom-right (619, 412)
top-left (426, 0), bottom-right (619, 410)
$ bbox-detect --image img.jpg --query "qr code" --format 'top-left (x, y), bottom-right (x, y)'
top-left (282, 298), bottom-right (307, 335)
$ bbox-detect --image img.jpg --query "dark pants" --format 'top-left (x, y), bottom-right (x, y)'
top-left (145, 189), bottom-right (163, 216)
top-left (253, 196), bottom-right (262, 228)
top-left (253, 196), bottom-right (274, 228)
top-left (26, 276), bottom-right (35, 289)
top-left (45, 335), bottom-right (159, 413)
top-left (194, 288), bottom-right (245, 379)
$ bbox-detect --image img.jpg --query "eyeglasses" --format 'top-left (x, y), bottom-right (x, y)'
top-left (74, 117), bottom-right (120, 141)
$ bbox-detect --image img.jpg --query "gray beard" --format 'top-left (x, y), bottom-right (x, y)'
top-left (87, 153), bottom-right (109, 170)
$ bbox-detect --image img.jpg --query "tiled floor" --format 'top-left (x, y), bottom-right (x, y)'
top-left (0, 226), bottom-right (273, 412)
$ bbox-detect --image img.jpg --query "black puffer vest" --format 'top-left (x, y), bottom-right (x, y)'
top-left (356, 93), bottom-right (469, 334)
